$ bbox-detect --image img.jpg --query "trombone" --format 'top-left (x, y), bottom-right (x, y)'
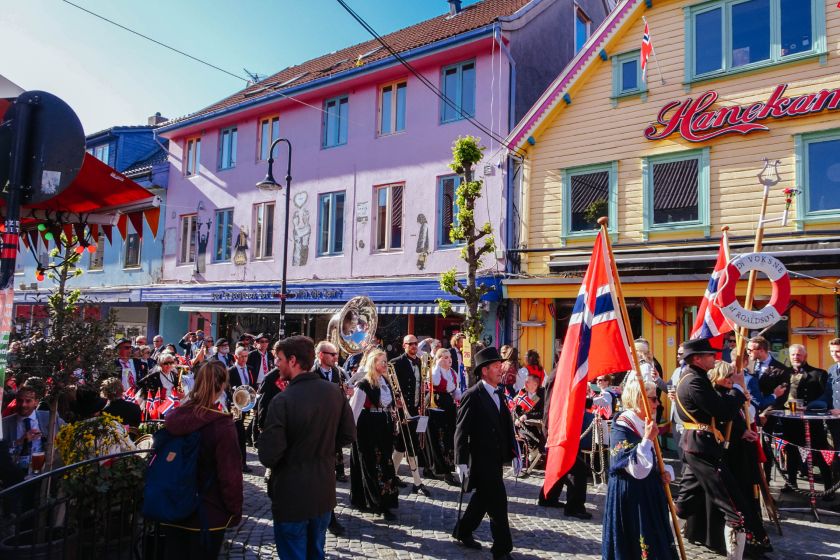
top-left (386, 363), bottom-right (421, 479)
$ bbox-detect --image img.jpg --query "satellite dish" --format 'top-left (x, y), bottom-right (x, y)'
top-left (0, 90), bottom-right (85, 204)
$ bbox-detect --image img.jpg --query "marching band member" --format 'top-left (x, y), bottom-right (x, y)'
top-left (423, 348), bottom-right (460, 486)
top-left (348, 349), bottom-right (399, 521)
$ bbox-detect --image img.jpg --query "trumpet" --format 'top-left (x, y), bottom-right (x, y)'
top-left (386, 363), bottom-right (421, 477)
top-left (231, 385), bottom-right (257, 420)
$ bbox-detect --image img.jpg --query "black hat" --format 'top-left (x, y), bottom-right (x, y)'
top-left (473, 346), bottom-right (504, 377)
top-left (238, 333), bottom-right (254, 342)
top-left (115, 338), bottom-right (131, 347)
top-left (681, 338), bottom-right (720, 359)
top-left (216, 338), bottom-right (229, 347)
top-left (255, 333), bottom-right (270, 342)
top-left (73, 385), bottom-right (107, 419)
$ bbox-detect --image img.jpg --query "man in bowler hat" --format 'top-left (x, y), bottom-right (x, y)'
top-left (452, 346), bottom-right (517, 559)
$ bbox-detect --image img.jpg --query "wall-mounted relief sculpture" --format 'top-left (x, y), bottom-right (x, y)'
top-left (416, 213), bottom-right (429, 270)
top-left (232, 226), bottom-right (248, 266)
top-left (292, 191), bottom-right (310, 266)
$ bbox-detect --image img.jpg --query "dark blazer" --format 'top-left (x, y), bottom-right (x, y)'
top-left (310, 363), bottom-right (344, 385)
top-left (514, 386), bottom-right (545, 420)
top-left (449, 348), bottom-right (461, 377)
top-left (256, 368), bottom-right (283, 432)
top-left (675, 365), bottom-right (745, 457)
top-left (454, 382), bottom-right (516, 492)
top-left (817, 363), bottom-right (840, 409)
top-left (247, 350), bottom-right (271, 382)
top-left (789, 362), bottom-right (828, 408)
top-left (113, 358), bottom-right (149, 388)
top-left (177, 336), bottom-right (195, 359)
top-left (211, 353), bottom-right (234, 368)
top-left (258, 372), bottom-right (356, 522)
top-left (749, 357), bottom-right (791, 410)
top-left (228, 364), bottom-right (251, 389)
top-left (390, 353), bottom-right (421, 413)
top-left (103, 399), bottom-right (142, 428)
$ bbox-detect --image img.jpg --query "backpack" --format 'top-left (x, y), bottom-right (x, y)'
top-left (142, 428), bottom-right (206, 522)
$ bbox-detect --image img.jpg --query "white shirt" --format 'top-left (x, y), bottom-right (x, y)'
top-left (257, 351), bottom-right (270, 384)
top-left (432, 366), bottom-right (461, 399)
top-left (481, 380), bottom-right (501, 411)
top-left (615, 410), bottom-right (674, 481)
top-left (349, 375), bottom-right (394, 424)
top-left (234, 364), bottom-right (250, 386)
top-left (16, 410), bottom-right (42, 455)
top-left (119, 358), bottom-right (138, 392)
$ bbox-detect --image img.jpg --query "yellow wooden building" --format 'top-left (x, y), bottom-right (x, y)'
top-left (504, 0), bottom-right (840, 376)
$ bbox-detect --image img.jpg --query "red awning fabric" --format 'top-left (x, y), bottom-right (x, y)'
top-left (23, 153), bottom-right (153, 214)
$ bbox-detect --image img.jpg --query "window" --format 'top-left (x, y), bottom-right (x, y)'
top-left (642, 148), bottom-right (710, 236)
top-left (91, 144), bottom-right (110, 164)
top-left (374, 184), bottom-right (403, 251)
top-left (253, 202), bottom-right (275, 259)
top-left (794, 129), bottom-right (840, 226)
top-left (438, 175), bottom-right (463, 248)
top-left (441, 61), bottom-right (475, 123)
top-left (258, 116), bottom-right (280, 161)
top-left (317, 192), bottom-right (345, 256)
top-left (214, 209), bottom-right (234, 262)
top-left (89, 233), bottom-right (105, 271)
top-left (575, 7), bottom-right (591, 53)
top-left (323, 96), bottom-right (349, 148)
top-left (611, 50), bottom-right (645, 99)
top-left (379, 82), bottom-right (407, 135)
top-left (218, 127), bottom-right (237, 169)
top-left (179, 214), bottom-right (197, 264)
top-left (124, 232), bottom-right (141, 269)
top-left (185, 137), bottom-right (201, 176)
top-left (687, 0), bottom-right (825, 81)
top-left (562, 162), bottom-right (618, 238)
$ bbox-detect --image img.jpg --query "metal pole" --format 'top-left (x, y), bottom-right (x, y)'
top-left (278, 139), bottom-right (292, 340)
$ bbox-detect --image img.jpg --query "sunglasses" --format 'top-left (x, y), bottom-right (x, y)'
top-left (322, 352), bottom-right (338, 357)
top-left (406, 342), bottom-right (419, 346)
top-left (648, 396), bottom-right (660, 402)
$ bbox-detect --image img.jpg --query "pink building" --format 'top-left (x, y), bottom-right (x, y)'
top-left (152, 0), bottom-right (610, 350)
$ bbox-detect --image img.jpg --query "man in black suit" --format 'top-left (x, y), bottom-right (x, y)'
top-left (452, 346), bottom-right (516, 560)
top-left (114, 338), bottom-right (149, 396)
top-left (674, 338), bottom-right (755, 559)
top-left (229, 347), bottom-right (254, 472)
top-left (746, 335), bottom-right (791, 479)
top-left (389, 334), bottom-right (431, 496)
top-left (248, 333), bottom-right (273, 386)
top-left (212, 338), bottom-right (234, 367)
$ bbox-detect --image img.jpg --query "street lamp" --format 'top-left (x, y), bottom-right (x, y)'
top-left (256, 138), bottom-right (292, 340)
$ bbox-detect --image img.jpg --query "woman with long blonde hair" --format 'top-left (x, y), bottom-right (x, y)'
top-left (348, 349), bottom-right (399, 521)
top-left (162, 360), bottom-right (243, 559)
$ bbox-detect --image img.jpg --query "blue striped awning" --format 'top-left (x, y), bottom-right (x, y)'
top-left (376, 303), bottom-right (465, 315)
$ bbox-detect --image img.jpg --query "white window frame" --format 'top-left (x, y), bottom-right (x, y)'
top-left (373, 183), bottom-right (404, 252)
top-left (258, 116), bottom-right (280, 161)
top-left (123, 231), bottom-right (142, 269)
top-left (252, 202), bottom-right (275, 260)
top-left (378, 81), bottom-right (407, 136)
top-left (178, 214), bottom-right (197, 265)
top-left (574, 5), bottom-right (591, 53)
top-left (214, 208), bottom-right (234, 262)
top-left (185, 136), bottom-right (201, 176)
top-left (218, 126), bottom-right (237, 170)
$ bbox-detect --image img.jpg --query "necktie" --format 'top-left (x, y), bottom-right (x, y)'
top-left (262, 353), bottom-right (268, 375)
top-left (21, 418), bottom-right (32, 457)
top-left (239, 367), bottom-right (247, 386)
top-left (495, 386), bottom-right (506, 411)
top-left (122, 360), bottom-right (135, 387)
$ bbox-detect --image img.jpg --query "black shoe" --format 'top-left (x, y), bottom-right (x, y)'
top-left (395, 478), bottom-right (408, 488)
top-left (336, 472), bottom-right (348, 483)
top-left (381, 509), bottom-right (397, 522)
top-left (327, 517), bottom-right (345, 536)
top-left (454, 533), bottom-right (482, 550)
top-left (412, 484), bottom-right (432, 498)
top-left (538, 498), bottom-right (564, 508)
top-left (424, 471), bottom-right (441, 480)
top-left (444, 473), bottom-right (460, 487)
top-left (493, 554), bottom-right (513, 560)
top-left (242, 465), bottom-right (252, 473)
top-left (564, 509), bottom-right (592, 520)
top-left (780, 484), bottom-right (798, 493)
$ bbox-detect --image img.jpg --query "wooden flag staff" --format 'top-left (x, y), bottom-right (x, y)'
top-left (597, 217), bottom-right (687, 560)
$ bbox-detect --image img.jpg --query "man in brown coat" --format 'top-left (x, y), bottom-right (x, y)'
top-left (258, 336), bottom-right (356, 559)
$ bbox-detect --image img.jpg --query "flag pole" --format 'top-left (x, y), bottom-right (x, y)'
top-left (597, 218), bottom-right (687, 560)
top-left (642, 16), bottom-right (666, 85)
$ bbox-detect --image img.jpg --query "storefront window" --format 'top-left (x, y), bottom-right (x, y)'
top-left (795, 129), bottom-right (840, 224)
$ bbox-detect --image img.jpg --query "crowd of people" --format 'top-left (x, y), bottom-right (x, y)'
top-left (2, 327), bottom-right (839, 560)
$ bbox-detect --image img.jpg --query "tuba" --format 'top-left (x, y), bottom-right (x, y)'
top-left (231, 385), bottom-right (257, 420)
top-left (328, 296), bottom-right (378, 357)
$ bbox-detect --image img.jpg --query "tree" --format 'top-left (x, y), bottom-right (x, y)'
top-left (437, 136), bottom-right (495, 380)
top-left (11, 233), bottom-right (117, 472)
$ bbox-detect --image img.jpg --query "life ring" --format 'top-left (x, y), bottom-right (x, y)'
top-left (716, 253), bottom-right (790, 330)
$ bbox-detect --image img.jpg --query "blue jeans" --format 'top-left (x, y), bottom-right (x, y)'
top-left (273, 511), bottom-right (331, 560)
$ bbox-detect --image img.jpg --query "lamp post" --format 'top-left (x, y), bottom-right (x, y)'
top-left (256, 138), bottom-right (292, 340)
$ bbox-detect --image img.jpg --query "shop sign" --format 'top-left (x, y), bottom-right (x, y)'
top-left (645, 84), bottom-right (840, 143)
top-left (210, 287), bottom-right (345, 302)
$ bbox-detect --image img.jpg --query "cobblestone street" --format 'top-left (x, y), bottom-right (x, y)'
top-left (223, 449), bottom-right (840, 559)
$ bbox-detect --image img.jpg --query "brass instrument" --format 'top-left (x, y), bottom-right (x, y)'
top-left (328, 296), bottom-right (378, 357)
top-left (231, 385), bottom-right (257, 420)
top-left (425, 353), bottom-right (438, 410)
top-left (385, 363), bottom-right (421, 478)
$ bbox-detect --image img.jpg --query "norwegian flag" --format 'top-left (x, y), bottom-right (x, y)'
top-left (641, 20), bottom-right (654, 82)
top-left (510, 391), bottom-right (537, 413)
top-left (543, 231), bottom-right (633, 493)
top-left (689, 237), bottom-right (733, 348)
top-left (145, 390), bottom-right (162, 420)
top-left (157, 389), bottom-right (177, 417)
top-left (124, 386), bottom-right (137, 403)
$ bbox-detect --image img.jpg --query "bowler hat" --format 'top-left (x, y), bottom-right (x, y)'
top-left (681, 338), bottom-right (720, 359)
top-left (72, 385), bottom-right (107, 419)
top-left (473, 346), bottom-right (504, 376)
top-left (115, 338), bottom-right (131, 347)
top-left (255, 333), bottom-right (270, 342)
top-left (238, 333), bottom-right (254, 342)
top-left (216, 338), bottom-right (229, 347)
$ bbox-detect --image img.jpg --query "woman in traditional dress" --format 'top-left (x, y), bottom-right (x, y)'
top-left (349, 349), bottom-right (399, 521)
top-left (602, 380), bottom-right (678, 560)
top-left (685, 361), bottom-right (772, 556)
top-left (423, 348), bottom-right (461, 486)
top-left (524, 349), bottom-right (546, 386)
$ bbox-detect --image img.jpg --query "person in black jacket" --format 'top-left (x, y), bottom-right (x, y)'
top-left (114, 338), bottom-right (149, 396)
top-left (452, 347), bottom-right (516, 559)
top-left (389, 334), bottom-right (430, 496)
top-left (228, 347), bottom-right (255, 473)
top-left (674, 338), bottom-right (756, 560)
top-left (101, 378), bottom-right (142, 429)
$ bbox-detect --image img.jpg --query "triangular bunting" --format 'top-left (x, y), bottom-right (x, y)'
top-left (39, 227), bottom-right (49, 246)
top-left (102, 225), bottom-right (113, 245)
top-left (27, 229), bottom-right (39, 251)
top-left (90, 224), bottom-right (99, 244)
top-left (143, 207), bottom-right (161, 239)
top-left (21, 232), bottom-right (30, 250)
top-left (116, 214), bottom-right (128, 240)
top-left (128, 212), bottom-right (144, 240)
top-left (62, 224), bottom-right (73, 241)
top-left (799, 447), bottom-right (809, 462)
top-left (73, 223), bottom-right (86, 243)
top-left (822, 450), bottom-right (835, 466)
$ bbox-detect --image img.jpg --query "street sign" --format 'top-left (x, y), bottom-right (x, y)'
top-left (0, 90), bottom-right (84, 204)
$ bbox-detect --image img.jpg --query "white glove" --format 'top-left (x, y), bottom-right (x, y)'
top-left (456, 464), bottom-right (469, 483)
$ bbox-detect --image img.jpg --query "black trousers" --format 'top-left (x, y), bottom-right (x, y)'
top-left (676, 451), bottom-right (757, 532)
top-left (456, 469), bottom-right (512, 557)
top-left (539, 453), bottom-right (588, 514)
top-left (163, 527), bottom-right (225, 560)
top-left (235, 417), bottom-right (247, 467)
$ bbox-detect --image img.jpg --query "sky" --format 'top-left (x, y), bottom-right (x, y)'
top-left (2, 0), bottom-right (479, 134)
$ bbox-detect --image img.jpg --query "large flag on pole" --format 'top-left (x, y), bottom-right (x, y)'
top-left (543, 231), bottom-right (633, 493)
top-left (689, 236), bottom-right (733, 346)
top-left (641, 20), bottom-right (654, 82)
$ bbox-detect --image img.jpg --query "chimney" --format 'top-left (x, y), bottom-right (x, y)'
top-left (147, 112), bottom-right (166, 126)
top-left (448, 0), bottom-right (462, 15)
